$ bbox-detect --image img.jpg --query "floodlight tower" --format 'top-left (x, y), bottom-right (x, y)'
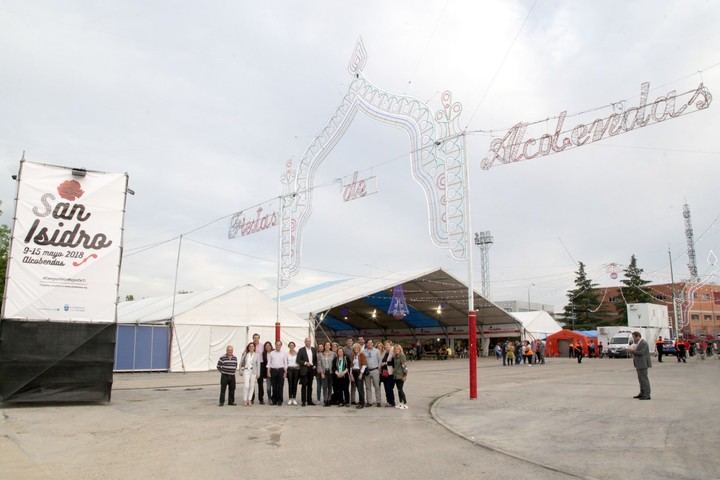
top-left (474, 231), bottom-right (494, 299)
top-left (683, 203), bottom-right (699, 282)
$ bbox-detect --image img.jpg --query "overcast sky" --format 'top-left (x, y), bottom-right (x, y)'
top-left (1, 1), bottom-right (719, 312)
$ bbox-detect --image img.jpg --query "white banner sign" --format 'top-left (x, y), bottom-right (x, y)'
top-left (2, 161), bottom-right (128, 322)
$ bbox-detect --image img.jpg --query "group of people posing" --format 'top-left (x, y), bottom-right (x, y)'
top-left (216, 334), bottom-right (409, 410)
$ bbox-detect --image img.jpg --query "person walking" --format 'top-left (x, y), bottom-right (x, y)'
top-left (239, 342), bottom-right (260, 406)
top-left (286, 342), bottom-right (300, 405)
top-left (350, 343), bottom-right (367, 409)
top-left (676, 337), bottom-right (687, 363)
top-left (333, 347), bottom-right (350, 406)
top-left (575, 343), bottom-right (584, 364)
top-left (363, 340), bottom-right (382, 407)
top-left (501, 341), bottom-right (507, 366)
top-left (381, 340), bottom-right (396, 407)
top-left (267, 340), bottom-right (288, 406)
top-left (655, 336), bottom-right (664, 363)
top-left (393, 344), bottom-right (408, 409)
top-left (505, 342), bottom-right (515, 366)
top-left (536, 339), bottom-right (545, 365)
top-left (296, 337), bottom-right (317, 406)
top-left (216, 345), bottom-right (238, 406)
top-left (629, 331), bottom-right (652, 400)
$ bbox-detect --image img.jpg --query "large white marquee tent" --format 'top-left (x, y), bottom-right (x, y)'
top-left (117, 285), bottom-right (309, 372)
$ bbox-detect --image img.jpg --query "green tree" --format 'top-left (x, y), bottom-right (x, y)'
top-left (616, 254), bottom-right (655, 323)
top-left (563, 261), bottom-right (604, 329)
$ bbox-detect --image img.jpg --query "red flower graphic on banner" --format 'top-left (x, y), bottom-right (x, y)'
top-left (57, 180), bottom-right (84, 201)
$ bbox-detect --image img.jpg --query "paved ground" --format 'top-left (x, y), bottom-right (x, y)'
top-left (1, 355), bottom-right (718, 479)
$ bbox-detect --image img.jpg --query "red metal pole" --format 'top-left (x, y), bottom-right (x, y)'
top-left (468, 310), bottom-right (477, 399)
top-left (275, 321), bottom-right (281, 343)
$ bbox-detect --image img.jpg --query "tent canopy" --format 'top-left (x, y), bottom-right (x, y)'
top-left (509, 311), bottom-right (563, 340)
top-left (280, 268), bottom-right (520, 333)
top-left (118, 284), bottom-right (307, 328)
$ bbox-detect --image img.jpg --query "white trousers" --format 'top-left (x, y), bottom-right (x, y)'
top-left (243, 370), bottom-right (257, 402)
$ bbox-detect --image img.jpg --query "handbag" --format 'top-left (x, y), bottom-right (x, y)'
top-left (381, 369), bottom-right (390, 379)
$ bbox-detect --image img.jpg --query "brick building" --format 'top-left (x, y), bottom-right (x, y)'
top-left (591, 283), bottom-right (720, 337)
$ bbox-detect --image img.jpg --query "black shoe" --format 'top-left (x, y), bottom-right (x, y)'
top-left (639, 396), bottom-right (651, 400)
top-left (259, 400), bottom-right (264, 405)
top-left (218, 403), bottom-right (224, 407)
top-left (365, 403), bottom-right (371, 407)
top-left (376, 403), bottom-right (382, 407)
top-left (633, 394), bottom-right (642, 399)
top-left (308, 401), bottom-right (316, 406)
top-left (356, 405), bottom-right (364, 409)
top-left (301, 402), bottom-right (306, 407)
top-left (351, 401), bottom-right (357, 405)
top-left (229, 402), bottom-right (237, 406)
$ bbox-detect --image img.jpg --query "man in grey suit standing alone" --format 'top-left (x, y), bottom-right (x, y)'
top-left (630, 331), bottom-right (652, 400)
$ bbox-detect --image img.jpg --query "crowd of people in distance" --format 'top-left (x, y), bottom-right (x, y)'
top-left (216, 335), bottom-right (409, 409)
top-left (494, 339), bottom-right (546, 366)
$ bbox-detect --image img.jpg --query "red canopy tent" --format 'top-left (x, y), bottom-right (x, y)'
top-left (545, 329), bottom-right (598, 357)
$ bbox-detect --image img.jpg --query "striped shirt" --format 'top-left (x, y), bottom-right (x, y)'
top-left (217, 355), bottom-right (238, 375)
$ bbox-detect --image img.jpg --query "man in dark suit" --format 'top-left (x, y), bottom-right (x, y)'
top-left (630, 331), bottom-right (652, 400)
top-left (296, 337), bottom-right (317, 406)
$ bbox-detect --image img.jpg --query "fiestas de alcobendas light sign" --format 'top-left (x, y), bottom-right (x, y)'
top-left (1, 161), bottom-right (128, 323)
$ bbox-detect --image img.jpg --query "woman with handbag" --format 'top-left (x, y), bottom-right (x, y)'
top-left (393, 344), bottom-right (408, 409)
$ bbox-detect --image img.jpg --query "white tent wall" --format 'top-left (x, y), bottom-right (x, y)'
top-left (171, 325), bottom-right (248, 372)
top-left (119, 285), bottom-right (315, 372)
top-left (171, 324), bottom-right (209, 372)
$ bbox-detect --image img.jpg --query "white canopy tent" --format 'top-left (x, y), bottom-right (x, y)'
top-left (509, 311), bottom-right (563, 341)
top-left (118, 285), bottom-right (309, 372)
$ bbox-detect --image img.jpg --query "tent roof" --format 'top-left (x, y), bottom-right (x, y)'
top-left (280, 267), bottom-right (520, 331)
top-left (118, 284), bottom-right (306, 327)
top-left (510, 311), bottom-right (563, 336)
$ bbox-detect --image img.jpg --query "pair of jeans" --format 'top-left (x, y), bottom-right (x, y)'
top-left (364, 368), bottom-right (381, 404)
top-left (301, 372), bottom-right (314, 404)
top-left (382, 374), bottom-right (395, 405)
top-left (270, 369), bottom-right (285, 405)
top-left (352, 369), bottom-right (365, 405)
top-left (242, 370), bottom-right (256, 402)
top-left (334, 374), bottom-right (349, 404)
top-left (287, 368), bottom-right (300, 399)
top-left (219, 374), bottom-right (235, 405)
top-left (320, 370), bottom-right (332, 404)
top-left (395, 378), bottom-right (406, 404)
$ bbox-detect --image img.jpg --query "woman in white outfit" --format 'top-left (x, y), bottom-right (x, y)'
top-left (240, 342), bottom-right (260, 406)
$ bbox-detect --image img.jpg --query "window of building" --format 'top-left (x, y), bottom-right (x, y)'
top-left (691, 314), bottom-right (700, 321)
top-left (704, 315), bottom-right (712, 321)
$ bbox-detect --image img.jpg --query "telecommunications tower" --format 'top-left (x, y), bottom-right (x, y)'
top-left (683, 203), bottom-right (699, 282)
top-left (474, 231), bottom-right (494, 298)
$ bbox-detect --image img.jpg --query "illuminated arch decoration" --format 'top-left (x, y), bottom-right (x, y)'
top-left (279, 38), bottom-right (468, 287)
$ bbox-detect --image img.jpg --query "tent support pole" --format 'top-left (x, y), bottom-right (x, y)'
top-left (170, 234), bottom-right (186, 373)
